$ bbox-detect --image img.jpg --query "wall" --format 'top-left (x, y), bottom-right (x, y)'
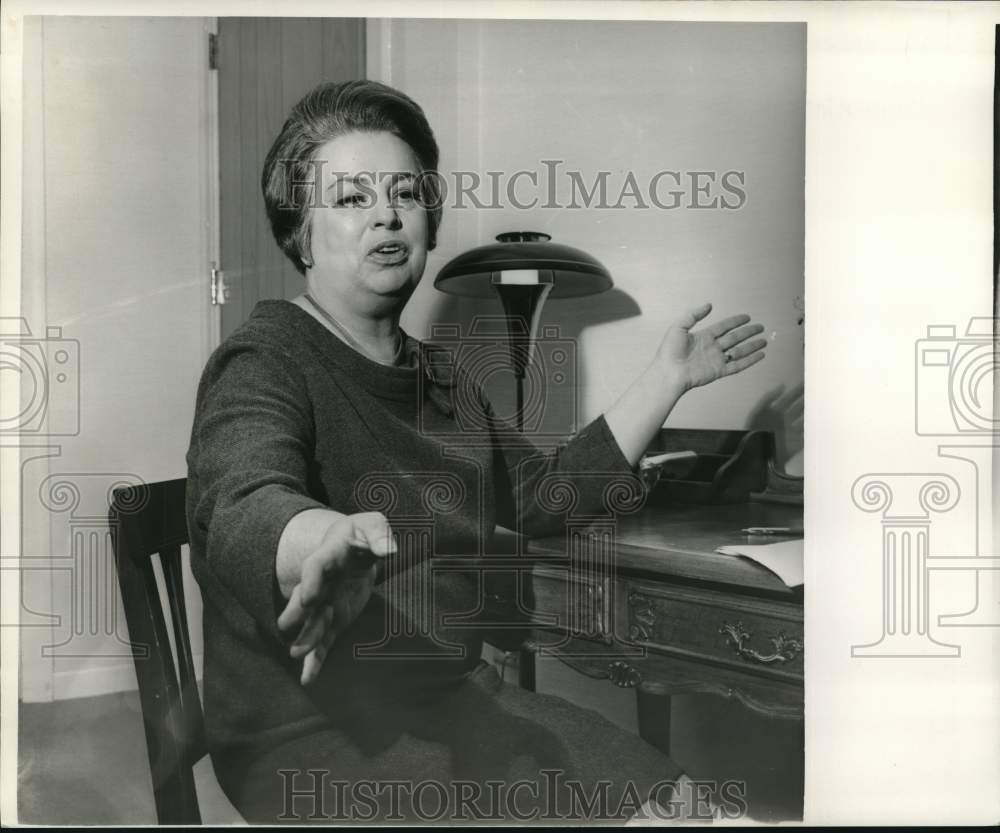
top-left (18, 17), bottom-right (216, 701)
top-left (379, 19), bottom-right (805, 466)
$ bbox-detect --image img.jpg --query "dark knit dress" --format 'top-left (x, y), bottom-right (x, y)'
top-left (186, 300), bottom-right (682, 823)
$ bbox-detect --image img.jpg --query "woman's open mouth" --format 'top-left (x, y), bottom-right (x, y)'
top-left (367, 240), bottom-right (410, 266)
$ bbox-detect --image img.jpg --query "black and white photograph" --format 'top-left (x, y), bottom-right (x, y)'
top-left (1, 1), bottom-right (996, 828)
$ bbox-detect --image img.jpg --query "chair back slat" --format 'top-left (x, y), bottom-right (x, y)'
top-left (109, 478), bottom-right (203, 825)
top-left (161, 544), bottom-right (206, 760)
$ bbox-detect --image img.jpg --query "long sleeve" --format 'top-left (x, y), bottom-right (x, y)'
top-left (487, 402), bottom-right (642, 538)
top-left (186, 338), bottom-right (326, 646)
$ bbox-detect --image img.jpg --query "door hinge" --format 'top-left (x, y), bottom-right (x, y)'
top-left (210, 262), bottom-right (229, 305)
top-left (208, 32), bottom-right (219, 70)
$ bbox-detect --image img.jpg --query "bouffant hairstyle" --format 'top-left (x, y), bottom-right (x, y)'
top-left (262, 80), bottom-right (442, 275)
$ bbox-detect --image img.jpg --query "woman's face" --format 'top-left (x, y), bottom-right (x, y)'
top-left (307, 130), bottom-right (429, 315)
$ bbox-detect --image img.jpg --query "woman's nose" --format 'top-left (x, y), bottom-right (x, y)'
top-left (371, 197), bottom-right (402, 230)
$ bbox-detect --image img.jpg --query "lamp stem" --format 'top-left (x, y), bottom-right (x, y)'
top-left (491, 276), bottom-right (555, 433)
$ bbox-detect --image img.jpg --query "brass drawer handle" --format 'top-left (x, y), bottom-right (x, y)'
top-left (720, 621), bottom-right (802, 665)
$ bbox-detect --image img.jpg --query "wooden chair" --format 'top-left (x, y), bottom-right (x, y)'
top-left (109, 478), bottom-right (534, 823)
top-left (109, 477), bottom-right (209, 825)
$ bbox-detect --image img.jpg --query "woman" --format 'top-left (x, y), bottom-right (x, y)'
top-left (187, 80), bottom-right (766, 824)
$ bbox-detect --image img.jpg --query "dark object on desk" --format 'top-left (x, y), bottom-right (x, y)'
top-left (643, 428), bottom-right (801, 505)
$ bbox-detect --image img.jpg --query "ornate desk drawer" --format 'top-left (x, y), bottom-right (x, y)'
top-left (482, 565), bottom-right (613, 643)
top-left (622, 582), bottom-right (803, 682)
top-left (529, 565), bottom-right (612, 642)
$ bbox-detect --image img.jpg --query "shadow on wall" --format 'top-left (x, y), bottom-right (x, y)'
top-left (746, 381), bottom-right (804, 474)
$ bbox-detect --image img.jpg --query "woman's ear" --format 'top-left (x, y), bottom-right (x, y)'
top-left (298, 223), bottom-right (314, 270)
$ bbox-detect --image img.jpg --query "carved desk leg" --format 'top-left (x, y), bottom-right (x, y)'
top-left (637, 688), bottom-right (672, 757)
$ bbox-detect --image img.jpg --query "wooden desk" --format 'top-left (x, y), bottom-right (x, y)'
top-left (484, 501), bottom-right (803, 752)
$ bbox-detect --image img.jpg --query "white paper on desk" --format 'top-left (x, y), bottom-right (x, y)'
top-left (715, 539), bottom-right (804, 587)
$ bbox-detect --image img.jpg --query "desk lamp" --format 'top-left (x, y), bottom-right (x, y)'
top-left (434, 231), bottom-right (613, 431)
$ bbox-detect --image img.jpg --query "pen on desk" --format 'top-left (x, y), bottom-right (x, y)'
top-left (742, 527), bottom-right (804, 536)
top-left (639, 450), bottom-right (698, 469)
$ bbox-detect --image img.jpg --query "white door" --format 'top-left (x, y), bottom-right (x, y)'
top-left (16, 16), bottom-right (217, 702)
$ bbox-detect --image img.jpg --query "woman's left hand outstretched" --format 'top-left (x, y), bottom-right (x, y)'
top-left (655, 301), bottom-right (767, 391)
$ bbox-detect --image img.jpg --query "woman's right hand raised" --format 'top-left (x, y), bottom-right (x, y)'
top-left (277, 512), bottom-right (396, 685)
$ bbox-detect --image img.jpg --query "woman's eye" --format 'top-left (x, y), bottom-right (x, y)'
top-left (392, 189), bottom-right (416, 204)
top-left (336, 194), bottom-right (368, 207)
